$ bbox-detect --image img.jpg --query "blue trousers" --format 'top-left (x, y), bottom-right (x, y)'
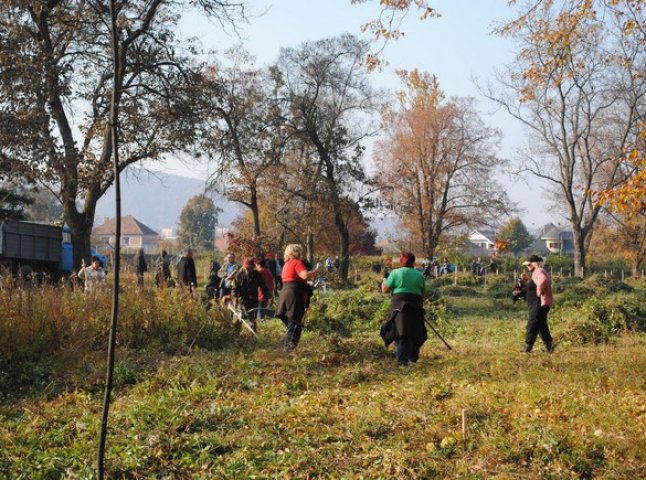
top-left (395, 337), bottom-right (420, 364)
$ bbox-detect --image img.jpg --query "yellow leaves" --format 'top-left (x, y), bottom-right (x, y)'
top-left (395, 68), bottom-right (444, 110)
top-left (597, 141), bottom-right (646, 216)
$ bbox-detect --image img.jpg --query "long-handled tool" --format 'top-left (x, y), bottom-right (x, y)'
top-left (424, 318), bottom-right (452, 351)
top-left (227, 303), bottom-right (258, 338)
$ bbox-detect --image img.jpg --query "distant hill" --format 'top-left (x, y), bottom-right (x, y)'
top-left (95, 171), bottom-right (242, 232)
top-left (95, 170), bottom-right (396, 239)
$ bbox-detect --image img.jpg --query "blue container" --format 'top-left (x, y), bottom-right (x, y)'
top-left (59, 242), bottom-right (74, 274)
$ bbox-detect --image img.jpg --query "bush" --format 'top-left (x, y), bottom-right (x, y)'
top-left (0, 281), bottom-right (238, 392)
top-left (552, 276), bottom-right (583, 294)
top-left (485, 274), bottom-right (517, 299)
top-left (306, 288), bottom-right (390, 337)
top-left (555, 275), bottom-right (633, 307)
top-left (553, 293), bottom-right (646, 345)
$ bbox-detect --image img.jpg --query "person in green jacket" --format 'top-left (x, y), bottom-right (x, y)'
top-left (381, 252), bottom-right (427, 365)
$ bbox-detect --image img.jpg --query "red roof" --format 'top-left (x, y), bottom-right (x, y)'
top-left (92, 215), bottom-right (158, 236)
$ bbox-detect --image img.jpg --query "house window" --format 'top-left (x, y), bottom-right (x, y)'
top-left (122, 236), bottom-right (130, 246)
top-left (548, 242), bottom-right (560, 249)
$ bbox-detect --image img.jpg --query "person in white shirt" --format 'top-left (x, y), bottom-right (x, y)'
top-left (78, 256), bottom-right (107, 293)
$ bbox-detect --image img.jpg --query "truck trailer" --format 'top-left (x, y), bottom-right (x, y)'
top-left (0, 220), bottom-right (106, 280)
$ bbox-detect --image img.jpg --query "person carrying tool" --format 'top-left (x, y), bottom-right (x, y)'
top-left (380, 252), bottom-right (428, 366)
top-left (231, 257), bottom-right (271, 332)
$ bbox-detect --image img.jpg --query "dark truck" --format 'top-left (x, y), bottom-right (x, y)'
top-left (0, 220), bottom-right (105, 280)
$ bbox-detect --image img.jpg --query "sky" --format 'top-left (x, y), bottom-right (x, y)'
top-left (158, 0), bottom-right (562, 233)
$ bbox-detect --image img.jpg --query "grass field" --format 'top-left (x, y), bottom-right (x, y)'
top-left (1, 277), bottom-right (645, 479)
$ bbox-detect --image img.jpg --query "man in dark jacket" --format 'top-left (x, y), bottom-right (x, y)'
top-left (135, 248), bottom-right (147, 286)
top-left (204, 260), bottom-right (221, 310)
top-left (177, 248), bottom-right (197, 297)
top-left (231, 257), bottom-right (271, 332)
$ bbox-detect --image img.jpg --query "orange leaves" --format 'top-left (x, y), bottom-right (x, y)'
top-left (494, 238), bottom-right (511, 253)
top-left (597, 126), bottom-right (646, 216)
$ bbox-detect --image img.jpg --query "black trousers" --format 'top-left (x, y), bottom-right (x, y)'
top-left (525, 305), bottom-right (553, 351)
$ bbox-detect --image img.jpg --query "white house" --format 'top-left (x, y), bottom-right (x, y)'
top-left (468, 229), bottom-right (497, 250)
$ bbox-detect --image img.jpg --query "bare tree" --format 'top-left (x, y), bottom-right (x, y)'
top-left (487, 1), bottom-right (646, 275)
top-left (200, 47), bottom-right (282, 238)
top-left (272, 34), bottom-right (382, 279)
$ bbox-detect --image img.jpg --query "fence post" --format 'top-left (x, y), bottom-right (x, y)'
top-left (621, 270), bottom-right (625, 281)
top-left (454, 265), bottom-right (458, 286)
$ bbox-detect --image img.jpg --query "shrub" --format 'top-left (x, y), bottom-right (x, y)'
top-left (552, 276), bottom-right (583, 294)
top-left (0, 281), bottom-right (238, 392)
top-left (485, 274), bottom-right (516, 299)
top-left (307, 288), bottom-right (390, 337)
top-left (553, 293), bottom-right (646, 345)
top-left (555, 275), bottom-right (633, 306)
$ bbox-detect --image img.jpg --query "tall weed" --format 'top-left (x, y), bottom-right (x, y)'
top-left (0, 282), bottom-right (238, 392)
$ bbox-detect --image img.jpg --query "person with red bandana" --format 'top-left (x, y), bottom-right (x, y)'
top-left (380, 252), bottom-right (427, 365)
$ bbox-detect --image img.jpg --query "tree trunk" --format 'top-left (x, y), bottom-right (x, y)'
top-left (250, 186), bottom-right (261, 239)
top-left (338, 221), bottom-right (350, 281)
top-left (66, 208), bottom-right (96, 273)
top-left (306, 232), bottom-right (315, 266)
top-left (571, 226), bottom-right (586, 277)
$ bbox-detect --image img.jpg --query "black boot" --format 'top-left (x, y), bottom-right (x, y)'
top-left (521, 343), bottom-right (533, 353)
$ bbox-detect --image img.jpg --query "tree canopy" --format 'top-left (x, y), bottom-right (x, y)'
top-left (0, 0), bottom-right (247, 267)
top-left (488, 0), bottom-right (646, 276)
top-left (497, 217), bottom-right (533, 255)
top-left (375, 70), bottom-right (511, 258)
top-left (178, 194), bottom-right (220, 251)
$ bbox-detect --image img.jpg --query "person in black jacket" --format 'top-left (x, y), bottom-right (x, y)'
top-left (135, 248), bottom-right (147, 286)
top-left (177, 248), bottom-right (197, 298)
top-left (231, 257), bottom-right (271, 332)
top-left (204, 259), bottom-right (221, 310)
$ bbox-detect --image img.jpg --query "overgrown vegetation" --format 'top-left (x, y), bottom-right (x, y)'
top-left (1, 271), bottom-right (645, 478)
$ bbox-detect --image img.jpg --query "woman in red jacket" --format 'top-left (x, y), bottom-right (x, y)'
top-left (275, 244), bottom-right (320, 351)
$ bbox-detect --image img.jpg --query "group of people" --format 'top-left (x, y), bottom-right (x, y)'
top-left (77, 244), bottom-right (554, 360)
top-left (198, 245), bottom-right (318, 349)
top-left (470, 255), bottom-right (499, 276)
top-left (420, 256), bottom-right (455, 279)
top-left (155, 245), bottom-right (316, 350)
top-left (379, 251), bottom-right (554, 365)
top-left (324, 256), bottom-right (341, 273)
